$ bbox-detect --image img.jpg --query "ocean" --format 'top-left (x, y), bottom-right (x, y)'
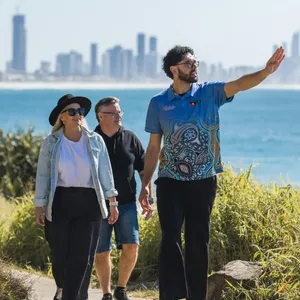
top-left (1, 87), bottom-right (300, 185)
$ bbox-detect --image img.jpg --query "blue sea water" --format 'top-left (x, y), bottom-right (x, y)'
top-left (1, 88), bottom-right (300, 185)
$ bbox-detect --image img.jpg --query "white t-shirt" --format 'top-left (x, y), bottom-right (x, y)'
top-left (57, 134), bottom-right (93, 188)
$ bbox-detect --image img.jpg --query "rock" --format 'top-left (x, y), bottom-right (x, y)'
top-left (207, 260), bottom-right (263, 300)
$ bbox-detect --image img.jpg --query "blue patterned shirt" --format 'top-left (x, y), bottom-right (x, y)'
top-left (145, 82), bottom-right (234, 181)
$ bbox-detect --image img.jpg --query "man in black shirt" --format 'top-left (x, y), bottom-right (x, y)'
top-left (94, 96), bottom-right (152, 300)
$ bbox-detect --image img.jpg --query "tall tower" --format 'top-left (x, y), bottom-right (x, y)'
top-left (147, 36), bottom-right (158, 78)
top-left (291, 32), bottom-right (299, 58)
top-left (12, 14), bottom-right (27, 73)
top-left (137, 33), bottom-right (145, 75)
top-left (90, 43), bottom-right (98, 75)
top-left (149, 36), bottom-right (157, 53)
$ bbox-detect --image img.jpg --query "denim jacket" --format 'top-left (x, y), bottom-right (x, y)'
top-left (33, 126), bottom-right (118, 221)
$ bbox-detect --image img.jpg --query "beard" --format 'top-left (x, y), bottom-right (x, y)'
top-left (178, 68), bottom-right (198, 83)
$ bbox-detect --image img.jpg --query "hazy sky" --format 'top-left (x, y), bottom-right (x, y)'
top-left (0, 0), bottom-right (300, 72)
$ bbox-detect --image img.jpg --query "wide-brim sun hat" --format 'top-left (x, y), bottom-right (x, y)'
top-left (49, 94), bottom-right (92, 126)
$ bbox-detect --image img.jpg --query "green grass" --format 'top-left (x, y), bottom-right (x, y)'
top-left (0, 164), bottom-right (300, 299)
top-left (0, 194), bottom-right (50, 270)
top-left (210, 166), bottom-right (300, 299)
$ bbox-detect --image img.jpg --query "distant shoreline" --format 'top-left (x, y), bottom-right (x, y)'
top-left (0, 81), bottom-right (300, 91)
top-left (0, 82), bottom-right (170, 90)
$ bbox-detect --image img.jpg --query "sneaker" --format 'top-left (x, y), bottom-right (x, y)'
top-left (53, 288), bottom-right (63, 300)
top-left (102, 293), bottom-right (113, 300)
top-left (113, 287), bottom-right (131, 300)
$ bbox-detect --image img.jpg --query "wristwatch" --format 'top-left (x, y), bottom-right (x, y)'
top-left (109, 201), bottom-right (118, 207)
top-left (148, 196), bottom-right (154, 205)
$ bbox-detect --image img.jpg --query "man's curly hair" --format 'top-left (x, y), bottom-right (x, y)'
top-left (162, 45), bottom-right (195, 79)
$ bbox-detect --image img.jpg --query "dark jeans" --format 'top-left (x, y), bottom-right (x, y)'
top-left (45, 186), bottom-right (101, 300)
top-left (155, 176), bottom-right (217, 300)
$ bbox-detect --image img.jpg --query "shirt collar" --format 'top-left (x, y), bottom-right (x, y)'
top-left (167, 83), bottom-right (200, 102)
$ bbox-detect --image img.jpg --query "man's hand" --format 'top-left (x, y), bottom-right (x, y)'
top-left (264, 46), bottom-right (285, 75)
top-left (35, 207), bottom-right (45, 226)
top-left (224, 46), bottom-right (285, 98)
top-left (108, 206), bottom-right (119, 225)
top-left (138, 185), bottom-right (153, 215)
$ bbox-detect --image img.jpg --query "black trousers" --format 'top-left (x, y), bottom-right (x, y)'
top-left (45, 218), bottom-right (64, 288)
top-left (155, 176), bottom-right (217, 300)
top-left (45, 187), bottom-right (101, 300)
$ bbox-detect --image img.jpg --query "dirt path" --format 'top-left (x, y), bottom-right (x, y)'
top-left (10, 269), bottom-right (149, 300)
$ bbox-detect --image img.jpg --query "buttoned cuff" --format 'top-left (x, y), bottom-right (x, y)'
top-left (104, 189), bottom-right (118, 198)
top-left (33, 198), bottom-right (48, 207)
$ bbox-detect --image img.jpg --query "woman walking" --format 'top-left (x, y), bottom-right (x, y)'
top-left (33, 94), bottom-right (119, 300)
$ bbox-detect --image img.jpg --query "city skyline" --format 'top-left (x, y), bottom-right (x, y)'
top-left (3, 12), bottom-right (300, 74)
top-left (3, 12), bottom-right (300, 84)
top-left (3, 15), bottom-right (162, 81)
top-left (1, 0), bottom-right (300, 72)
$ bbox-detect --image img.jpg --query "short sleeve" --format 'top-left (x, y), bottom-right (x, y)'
top-left (207, 81), bottom-right (234, 108)
top-left (145, 98), bottom-right (163, 134)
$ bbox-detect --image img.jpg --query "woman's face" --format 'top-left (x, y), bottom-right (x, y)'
top-left (60, 103), bottom-right (84, 128)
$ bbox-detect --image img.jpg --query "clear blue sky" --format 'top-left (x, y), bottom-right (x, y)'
top-left (0, 0), bottom-right (299, 72)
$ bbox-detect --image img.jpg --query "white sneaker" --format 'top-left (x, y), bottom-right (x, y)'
top-left (53, 288), bottom-right (63, 300)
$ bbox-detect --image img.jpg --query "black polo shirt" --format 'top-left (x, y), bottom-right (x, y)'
top-left (95, 125), bottom-right (145, 205)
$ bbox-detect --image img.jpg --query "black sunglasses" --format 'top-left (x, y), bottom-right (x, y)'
top-left (61, 107), bottom-right (85, 116)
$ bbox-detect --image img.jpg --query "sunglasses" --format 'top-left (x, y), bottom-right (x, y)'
top-left (61, 108), bottom-right (85, 116)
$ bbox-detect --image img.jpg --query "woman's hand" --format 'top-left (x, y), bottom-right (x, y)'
top-left (35, 207), bottom-right (45, 226)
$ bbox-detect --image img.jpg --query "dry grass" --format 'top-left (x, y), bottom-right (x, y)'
top-left (0, 195), bottom-right (14, 223)
top-left (129, 289), bottom-right (158, 299)
top-left (0, 260), bottom-right (31, 300)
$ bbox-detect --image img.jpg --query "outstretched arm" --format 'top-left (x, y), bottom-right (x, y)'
top-left (224, 47), bottom-right (285, 98)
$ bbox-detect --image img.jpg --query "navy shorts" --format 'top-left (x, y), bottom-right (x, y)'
top-left (96, 202), bottom-right (139, 253)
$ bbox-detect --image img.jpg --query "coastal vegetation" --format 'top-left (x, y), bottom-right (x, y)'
top-left (0, 129), bottom-right (300, 299)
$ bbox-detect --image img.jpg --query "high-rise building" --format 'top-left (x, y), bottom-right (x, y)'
top-left (149, 36), bottom-right (157, 53)
top-left (56, 53), bottom-right (70, 76)
top-left (122, 49), bottom-right (134, 80)
top-left (55, 51), bottom-right (83, 76)
top-left (101, 51), bottom-right (110, 77)
top-left (90, 43), bottom-right (98, 75)
top-left (282, 41), bottom-right (288, 57)
top-left (146, 53), bottom-right (158, 78)
top-left (12, 14), bottom-right (26, 73)
top-left (198, 61), bottom-right (208, 80)
top-left (137, 33), bottom-right (145, 75)
top-left (146, 36), bottom-right (158, 78)
top-left (69, 51), bottom-right (83, 76)
top-left (109, 45), bottom-right (123, 79)
top-left (291, 32), bottom-right (300, 58)
top-left (40, 61), bottom-right (51, 75)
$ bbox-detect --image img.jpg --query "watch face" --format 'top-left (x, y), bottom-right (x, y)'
top-left (149, 197), bottom-right (154, 205)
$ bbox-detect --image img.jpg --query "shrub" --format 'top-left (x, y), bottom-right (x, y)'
top-left (210, 166), bottom-right (300, 299)
top-left (0, 194), bottom-right (50, 270)
top-left (0, 128), bottom-right (43, 199)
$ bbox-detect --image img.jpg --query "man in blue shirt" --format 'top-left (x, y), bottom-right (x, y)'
top-left (139, 45), bottom-right (285, 300)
